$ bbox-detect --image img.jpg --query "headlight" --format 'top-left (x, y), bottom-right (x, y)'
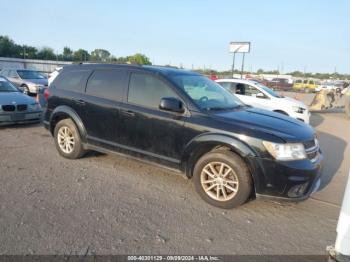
top-left (28, 102), bottom-right (40, 110)
top-left (263, 141), bottom-right (306, 161)
top-left (292, 106), bottom-right (306, 114)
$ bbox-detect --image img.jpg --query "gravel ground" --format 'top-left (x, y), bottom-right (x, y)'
top-left (0, 93), bottom-right (349, 255)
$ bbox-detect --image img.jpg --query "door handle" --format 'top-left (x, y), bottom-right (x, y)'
top-left (74, 99), bottom-right (86, 105)
top-left (121, 110), bottom-right (135, 117)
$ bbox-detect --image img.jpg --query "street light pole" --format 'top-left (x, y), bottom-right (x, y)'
top-left (241, 53), bottom-right (245, 79)
top-left (231, 52), bottom-right (236, 78)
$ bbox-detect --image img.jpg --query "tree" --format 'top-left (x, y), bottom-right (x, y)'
top-left (73, 49), bottom-right (90, 62)
top-left (36, 47), bottom-right (56, 60)
top-left (22, 45), bottom-right (37, 59)
top-left (90, 48), bottom-right (111, 62)
top-left (127, 53), bottom-right (151, 65)
top-left (63, 47), bottom-right (73, 61)
top-left (0, 36), bottom-right (20, 58)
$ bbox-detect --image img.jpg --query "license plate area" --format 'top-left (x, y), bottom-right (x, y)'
top-left (11, 114), bottom-right (25, 121)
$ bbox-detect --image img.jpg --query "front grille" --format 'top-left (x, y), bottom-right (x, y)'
top-left (2, 105), bottom-right (15, 111)
top-left (17, 104), bottom-right (27, 111)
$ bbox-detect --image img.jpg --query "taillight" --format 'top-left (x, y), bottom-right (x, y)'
top-left (43, 88), bottom-right (50, 100)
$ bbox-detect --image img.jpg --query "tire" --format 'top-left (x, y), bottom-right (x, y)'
top-left (54, 118), bottom-right (86, 159)
top-left (22, 85), bottom-right (30, 95)
top-left (192, 149), bottom-right (252, 209)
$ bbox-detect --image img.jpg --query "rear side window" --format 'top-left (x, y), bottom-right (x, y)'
top-left (54, 70), bottom-right (91, 92)
top-left (86, 69), bottom-right (126, 101)
top-left (9, 70), bottom-right (18, 78)
top-left (128, 72), bottom-right (178, 109)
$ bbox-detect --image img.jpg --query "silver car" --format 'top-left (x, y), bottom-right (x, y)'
top-left (0, 76), bottom-right (42, 126)
top-left (0, 69), bottom-right (48, 95)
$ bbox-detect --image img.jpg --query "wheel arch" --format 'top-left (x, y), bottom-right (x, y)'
top-left (49, 105), bottom-right (87, 142)
top-left (181, 133), bottom-right (258, 179)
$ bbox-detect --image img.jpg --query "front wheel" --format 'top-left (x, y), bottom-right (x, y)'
top-left (54, 118), bottom-right (86, 159)
top-left (193, 149), bottom-right (252, 209)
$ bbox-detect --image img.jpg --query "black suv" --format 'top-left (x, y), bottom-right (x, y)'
top-left (44, 64), bottom-right (323, 209)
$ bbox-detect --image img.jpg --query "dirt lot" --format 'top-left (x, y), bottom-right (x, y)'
top-left (0, 93), bottom-right (349, 255)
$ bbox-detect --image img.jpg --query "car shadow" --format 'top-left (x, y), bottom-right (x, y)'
top-left (310, 113), bottom-right (324, 128)
top-left (0, 122), bottom-right (42, 131)
top-left (318, 130), bottom-right (347, 190)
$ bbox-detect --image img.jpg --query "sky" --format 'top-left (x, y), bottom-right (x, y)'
top-left (0, 0), bottom-right (349, 73)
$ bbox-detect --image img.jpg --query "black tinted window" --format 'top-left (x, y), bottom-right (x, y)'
top-left (128, 73), bottom-right (177, 108)
top-left (54, 70), bottom-right (91, 92)
top-left (86, 69), bottom-right (126, 101)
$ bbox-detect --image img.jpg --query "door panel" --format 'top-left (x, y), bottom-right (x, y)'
top-left (83, 69), bottom-right (127, 144)
top-left (119, 71), bottom-right (188, 161)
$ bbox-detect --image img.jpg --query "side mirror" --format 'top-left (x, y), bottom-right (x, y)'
top-left (256, 92), bottom-right (265, 98)
top-left (159, 97), bottom-right (185, 113)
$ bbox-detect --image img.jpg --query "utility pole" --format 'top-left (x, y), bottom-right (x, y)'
top-left (231, 52), bottom-right (236, 78)
top-left (240, 53), bottom-right (245, 79)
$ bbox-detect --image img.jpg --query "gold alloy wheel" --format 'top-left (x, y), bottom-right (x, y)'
top-left (200, 162), bottom-right (239, 201)
top-left (57, 126), bottom-right (75, 154)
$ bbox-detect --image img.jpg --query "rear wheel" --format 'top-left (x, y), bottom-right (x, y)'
top-left (54, 119), bottom-right (86, 159)
top-left (193, 149), bottom-right (252, 209)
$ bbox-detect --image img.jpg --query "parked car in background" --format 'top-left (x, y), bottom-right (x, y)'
top-left (0, 68), bottom-right (48, 95)
top-left (265, 78), bottom-right (293, 91)
top-left (315, 81), bottom-right (344, 93)
top-left (293, 79), bottom-right (319, 92)
top-left (216, 78), bottom-right (310, 123)
top-left (48, 67), bottom-right (63, 86)
top-left (0, 76), bottom-right (42, 126)
top-left (44, 64), bottom-right (323, 209)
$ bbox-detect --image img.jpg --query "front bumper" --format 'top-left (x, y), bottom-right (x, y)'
top-left (248, 149), bottom-right (323, 201)
top-left (0, 110), bottom-right (42, 126)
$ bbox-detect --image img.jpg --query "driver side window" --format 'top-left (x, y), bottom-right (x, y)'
top-left (128, 73), bottom-right (178, 109)
top-left (240, 84), bottom-right (260, 97)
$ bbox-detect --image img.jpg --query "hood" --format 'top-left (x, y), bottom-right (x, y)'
top-left (0, 92), bottom-right (36, 105)
top-left (26, 78), bottom-right (48, 86)
top-left (280, 96), bottom-right (307, 109)
top-left (213, 107), bottom-right (315, 142)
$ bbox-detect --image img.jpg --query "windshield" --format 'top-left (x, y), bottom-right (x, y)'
top-left (17, 70), bottom-right (46, 80)
top-left (0, 78), bottom-right (19, 92)
top-left (171, 75), bottom-right (244, 110)
top-left (255, 83), bottom-right (282, 98)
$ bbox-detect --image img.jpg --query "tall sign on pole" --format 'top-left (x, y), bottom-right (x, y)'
top-left (229, 42), bottom-right (250, 79)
